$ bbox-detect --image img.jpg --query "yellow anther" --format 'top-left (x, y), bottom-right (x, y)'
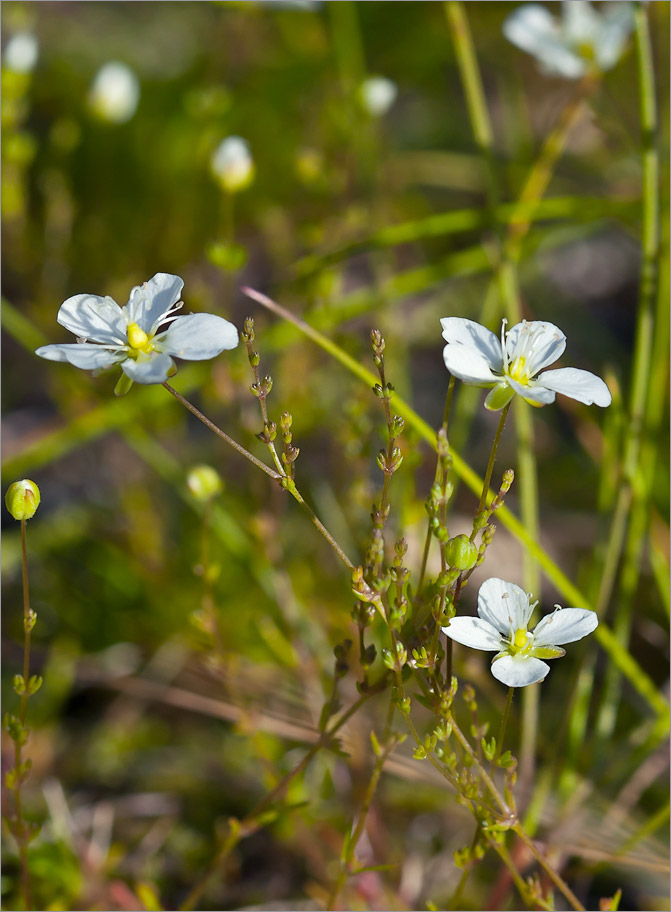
top-left (513, 628), bottom-right (528, 649)
top-left (127, 322), bottom-right (151, 351)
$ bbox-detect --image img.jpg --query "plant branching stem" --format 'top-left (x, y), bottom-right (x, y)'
top-left (163, 382), bottom-right (354, 571)
top-left (179, 692), bottom-right (372, 911)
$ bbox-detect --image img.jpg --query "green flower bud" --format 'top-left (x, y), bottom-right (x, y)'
top-left (186, 465), bottom-right (223, 501)
top-left (5, 479), bottom-right (41, 521)
top-left (445, 534), bottom-right (478, 572)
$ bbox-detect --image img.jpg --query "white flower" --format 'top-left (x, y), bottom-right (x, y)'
top-left (89, 62), bottom-right (140, 124)
top-left (441, 316), bottom-right (611, 411)
top-left (3, 32), bottom-right (39, 74)
top-left (442, 577), bottom-right (598, 687)
top-left (35, 273), bottom-right (239, 386)
top-left (211, 136), bottom-right (255, 193)
top-left (503, 1), bottom-right (634, 79)
top-left (359, 76), bottom-right (398, 117)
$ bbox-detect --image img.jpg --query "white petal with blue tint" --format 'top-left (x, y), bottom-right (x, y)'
top-left (121, 352), bottom-right (175, 384)
top-left (478, 577), bottom-right (532, 634)
top-left (507, 376), bottom-right (557, 406)
top-left (533, 607), bottom-right (598, 646)
top-left (597, 3), bottom-right (635, 70)
top-left (443, 344), bottom-right (498, 386)
top-left (491, 654), bottom-right (550, 687)
top-left (35, 343), bottom-right (126, 370)
top-left (156, 313), bottom-right (239, 360)
top-left (440, 317), bottom-right (503, 371)
top-left (441, 616), bottom-right (503, 651)
top-left (536, 368), bottom-right (612, 406)
top-left (57, 294), bottom-right (128, 345)
top-left (505, 320), bottom-right (566, 375)
top-left (503, 5), bottom-right (560, 55)
top-left (126, 273), bottom-right (184, 334)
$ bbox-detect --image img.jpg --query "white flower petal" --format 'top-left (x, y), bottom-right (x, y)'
top-left (440, 318), bottom-right (503, 371)
top-left (503, 4), bottom-right (560, 55)
top-left (35, 342), bottom-right (126, 370)
top-left (533, 607), bottom-right (598, 646)
top-left (155, 313), bottom-right (239, 360)
top-left (126, 273), bottom-right (184, 334)
top-left (596, 3), bottom-right (634, 70)
top-left (441, 616), bottom-right (503, 651)
top-left (57, 293), bottom-right (128, 345)
top-left (536, 367), bottom-right (612, 407)
top-left (562, 1), bottom-right (600, 46)
top-left (121, 352), bottom-right (175, 384)
top-left (505, 320), bottom-right (566, 375)
top-left (443, 344), bottom-right (498, 386)
top-left (507, 376), bottom-right (557, 406)
top-left (477, 578), bottom-right (532, 635)
top-left (491, 654), bottom-right (550, 687)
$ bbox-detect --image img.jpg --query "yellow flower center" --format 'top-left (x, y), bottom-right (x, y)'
top-left (127, 322), bottom-right (154, 353)
top-left (513, 628), bottom-right (528, 650)
top-left (507, 355), bottom-right (530, 385)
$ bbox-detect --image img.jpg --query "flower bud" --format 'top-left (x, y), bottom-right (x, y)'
top-left (5, 479), bottom-right (41, 521)
top-left (445, 534), bottom-right (478, 572)
top-left (210, 136), bottom-right (255, 193)
top-left (186, 465), bottom-right (223, 502)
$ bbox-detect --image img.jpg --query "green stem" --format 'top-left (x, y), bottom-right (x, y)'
top-left (327, 697), bottom-right (396, 910)
top-left (163, 382), bottom-right (354, 571)
top-left (179, 692), bottom-right (372, 911)
top-left (415, 378), bottom-right (455, 602)
top-left (14, 519), bottom-right (33, 912)
top-left (595, 1), bottom-right (660, 738)
top-left (474, 403), bottom-right (510, 520)
top-left (448, 822), bottom-right (482, 911)
top-left (162, 382), bottom-right (280, 480)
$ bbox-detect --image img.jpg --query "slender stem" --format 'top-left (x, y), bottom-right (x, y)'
top-left (179, 692), bottom-right (372, 911)
top-left (448, 822), bottom-right (482, 910)
top-left (327, 696), bottom-right (396, 910)
top-left (14, 519), bottom-right (33, 911)
top-left (287, 484), bottom-right (355, 572)
top-left (512, 824), bottom-right (586, 912)
top-left (594, 1), bottom-right (660, 740)
top-left (163, 382), bottom-right (354, 571)
top-left (162, 382), bottom-right (280, 480)
top-left (494, 687), bottom-right (514, 767)
top-left (474, 402), bottom-right (510, 520)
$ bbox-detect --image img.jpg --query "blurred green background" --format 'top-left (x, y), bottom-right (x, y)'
top-left (2, 2), bottom-right (669, 910)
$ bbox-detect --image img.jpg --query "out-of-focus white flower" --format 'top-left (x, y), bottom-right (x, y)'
top-left (211, 136), bottom-right (255, 193)
top-left (3, 32), bottom-right (39, 74)
top-left (89, 62), bottom-right (140, 124)
top-left (441, 317), bottom-right (612, 411)
top-left (503, 1), bottom-right (634, 79)
top-left (443, 577), bottom-right (599, 687)
top-left (359, 76), bottom-right (398, 117)
top-left (36, 273), bottom-right (239, 389)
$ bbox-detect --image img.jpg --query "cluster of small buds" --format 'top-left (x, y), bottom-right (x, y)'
top-left (279, 411), bottom-right (299, 477)
top-left (473, 468), bottom-right (514, 534)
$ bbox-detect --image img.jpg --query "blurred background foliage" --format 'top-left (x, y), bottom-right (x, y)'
top-left (1, 1), bottom-right (669, 910)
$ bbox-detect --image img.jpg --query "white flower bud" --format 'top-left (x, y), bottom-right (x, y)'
top-left (211, 136), bottom-right (255, 193)
top-left (3, 32), bottom-right (39, 74)
top-left (359, 77), bottom-right (397, 117)
top-left (89, 62), bottom-right (140, 124)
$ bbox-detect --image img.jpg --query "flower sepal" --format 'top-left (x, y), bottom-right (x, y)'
top-left (530, 645), bottom-right (566, 660)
